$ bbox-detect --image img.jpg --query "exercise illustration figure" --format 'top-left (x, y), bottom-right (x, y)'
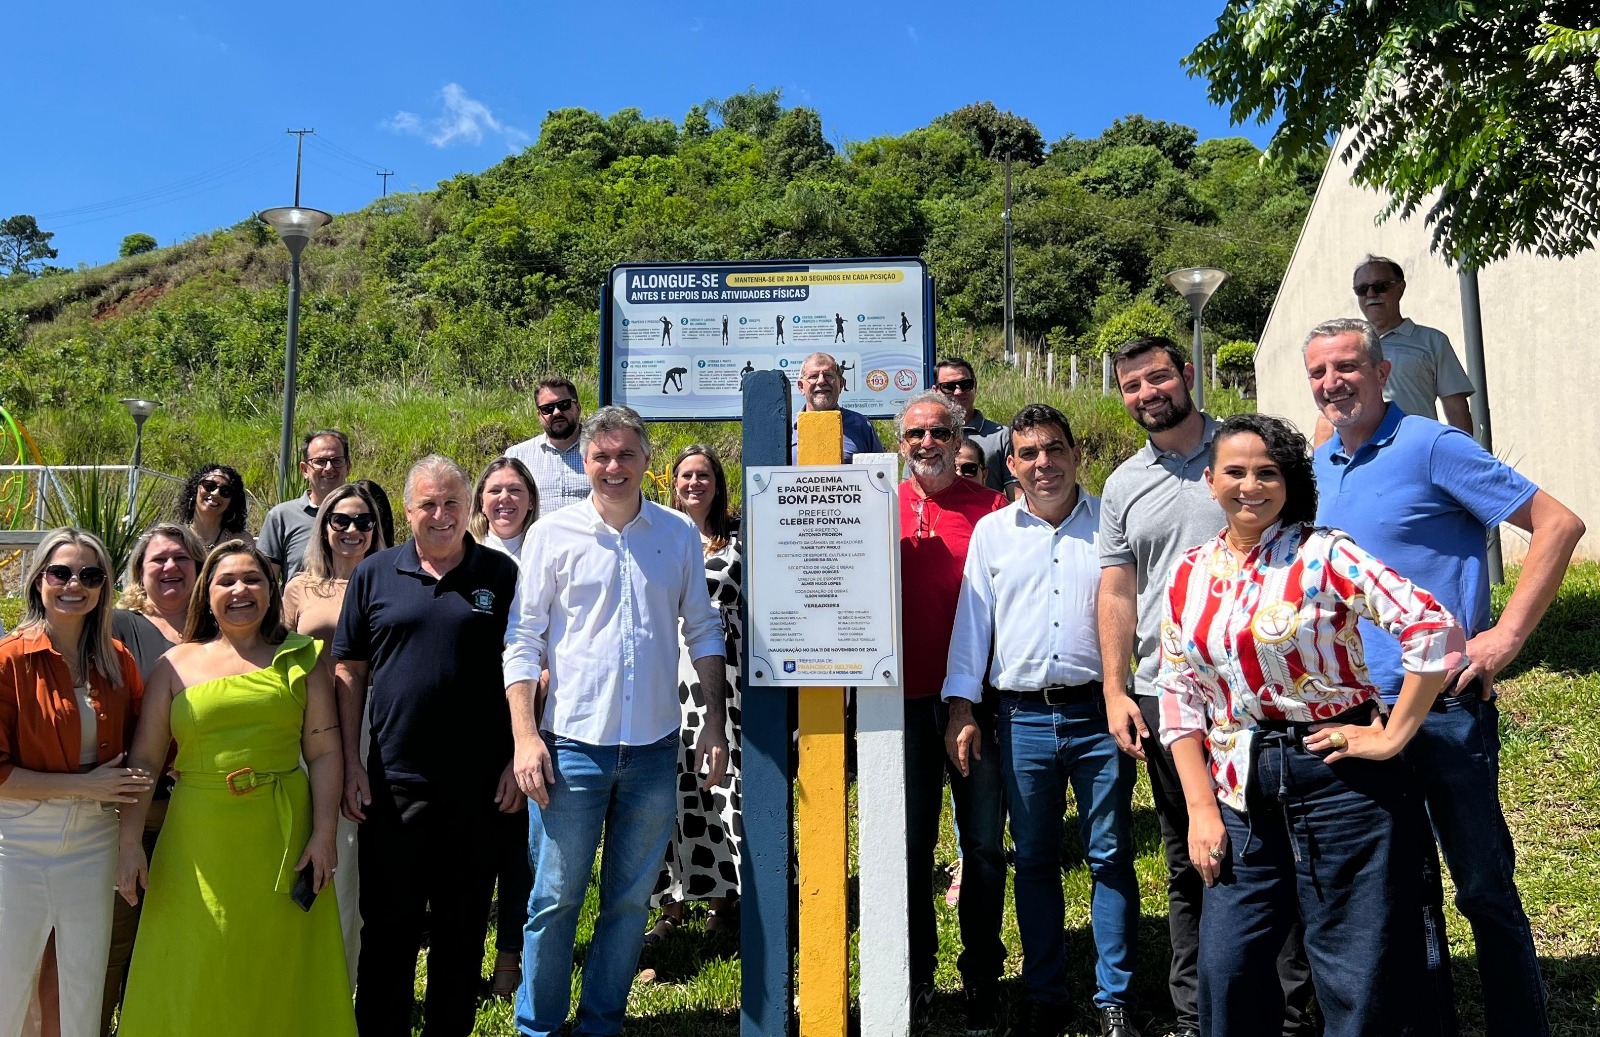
top-left (775, 314), bottom-right (785, 344)
top-left (721, 315), bottom-right (730, 346)
top-left (834, 313), bottom-right (847, 343)
top-left (839, 360), bottom-right (855, 392)
top-left (901, 311), bottom-right (912, 341)
top-left (659, 316), bottom-right (673, 347)
top-left (661, 366), bottom-right (688, 393)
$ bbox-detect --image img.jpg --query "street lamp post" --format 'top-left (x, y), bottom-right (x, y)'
top-left (1164, 267), bottom-right (1229, 412)
top-left (258, 206), bottom-right (333, 501)
top-left (119, 398), bottom-right (159, 525)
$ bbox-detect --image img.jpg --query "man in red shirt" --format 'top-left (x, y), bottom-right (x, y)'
top-left (895, 391), bottom-right (1008, 1036)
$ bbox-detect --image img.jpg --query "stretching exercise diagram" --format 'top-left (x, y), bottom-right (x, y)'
top-left (901, 311), bottom-right (912, 341)
top-left (839, 360), bottom-right (855, 391)
top-left (834, 313), bottom-right (847, 342)
top-left (775, 314), bottom-right (785, 344)
top-left (661, 366), bottom-right (687, 393)
top-left (721, 315), bottom-right (730, 346)
top-left (659, 316), bottom-right (673, 346)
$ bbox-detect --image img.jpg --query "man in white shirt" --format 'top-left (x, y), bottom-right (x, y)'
top-left (944, 404), bottom-right (1140, 1037)
top-left (504, 405), bottom-right (728, 1037)
top-left (506, 375), bottom-right (591, 521)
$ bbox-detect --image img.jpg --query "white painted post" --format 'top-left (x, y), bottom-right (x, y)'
top-left (1024, 351), bottom-right (1032, 379)
top-left (1070, 354), bottom-right (1079, 390)
top-left (1211, 354), bottom-right (1218, 391)
top-left (851, 452), bottom-right (909, 1037)
top-left (1046, 353), bottom-right (1055, 387)
top-left (1102, 352), bottom-right (1111, 395)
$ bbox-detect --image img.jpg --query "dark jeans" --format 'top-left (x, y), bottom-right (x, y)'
top-left (1200, 731), bottom-right (1429, 1037)
top-left (1406, 688), bottom-right (1549, 1037)
top-left (496, 808), bottom-right (534, 955)
top-left (905, 695), bottom-right (1006, 990)
top-left (1138, 694), bottom-right (1315, 1034)
top-left (356, 776), bottom-right (498, 1037)
top-left (1001, 693), bottom-right (1137, 1007)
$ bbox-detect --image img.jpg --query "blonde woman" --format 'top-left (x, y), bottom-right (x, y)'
top-left (0, 528), bottom-right (149, 1037)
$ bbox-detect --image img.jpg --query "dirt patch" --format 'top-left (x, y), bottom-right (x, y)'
top-left (94, 281), bottom-right (170, 321)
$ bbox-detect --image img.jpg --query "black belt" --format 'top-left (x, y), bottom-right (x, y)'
top-left (1254, 699), bottom-right (1379, 742)
top-left (1001, 680), bottom-right (1102, 706)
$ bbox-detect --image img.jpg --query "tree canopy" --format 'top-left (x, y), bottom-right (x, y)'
top-left (0, 215), bottom-right (59, 277)
top-left (1186, 1), bottom-right (1600, 267)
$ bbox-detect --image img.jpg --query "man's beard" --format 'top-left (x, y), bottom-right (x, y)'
top-left (910, 453), bottom-right (952, 479)
top-left (546, 415), bottom-right (575, 438)
top-left (1135, 391), bottom-right (1194, 433)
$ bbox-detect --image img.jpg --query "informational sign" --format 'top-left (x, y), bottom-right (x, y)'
top-left (746, 461), bottom-right (901, 687)
top-left (600, 257), bottom-right (934, 421)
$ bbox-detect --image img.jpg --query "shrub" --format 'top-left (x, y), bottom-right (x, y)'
top-left (119, 233), bottom-right (158, 258)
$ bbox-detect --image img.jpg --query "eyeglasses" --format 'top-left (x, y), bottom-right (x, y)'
top-left (1353, 280), bottom-right (1398, 297)
top-left (304, 456), bottom-right (348, 471)
top-left (934, 378), bottom-right (976, 395)
top-left (910, 497), bottom-right (939, 540)
top-left (198, 479), bottom-right (235, 499)
top-left (537, 398), bottom-right (577, 416)
top-left (901, 426), bottom-right (955, 443)
top-left (43, 564), bottom-right (108, 589)
top-left (328, 512), bottom-right (377, 533)
top-left (955, 462), bottom-right (982, 477)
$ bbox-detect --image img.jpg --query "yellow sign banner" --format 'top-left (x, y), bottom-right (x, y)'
top-left (725, 269), bottom-right (906, 287)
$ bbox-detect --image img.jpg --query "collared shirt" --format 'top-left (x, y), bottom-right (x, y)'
top-left (507, 434), bottom-right (591, 521)
top-left (1155, 522), bottom-right (1463, 812)
top-left (942, 492), bottom-right (1103, 702)
top-left (504, 497), bottom-right (724, 747)
top-left (258, 492), bottom-right (322, 580)
top-left (1098, 415), bottom-right (1226, 696)
top-left (0, 628), bottom-right (142, 783)
top-left (963, 409), bottom-right (1015, 493)
top-left (333, 534), bottom-right (519, 790)
top-left (788, 407), bottom-right (886, 463)
top-left (1315, 402), bottom-right (1536, 700)
top-left (899, 476), bottom-right (1008, 699)
top-left (1380, 318), bottom-right (1476, 420)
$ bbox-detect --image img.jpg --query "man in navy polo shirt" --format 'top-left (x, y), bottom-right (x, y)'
top-left (1305, 317), bottom-right (1585, 1037)
top-left (788, 351), bottom-right (885, 463)
top-left (333, 454), bottom-right (523, 1037)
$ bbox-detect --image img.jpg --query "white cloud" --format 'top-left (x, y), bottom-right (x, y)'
top-left (906, 25), bottom-right (919, 42)
top-left (382, 84), bottom-right (530, 150)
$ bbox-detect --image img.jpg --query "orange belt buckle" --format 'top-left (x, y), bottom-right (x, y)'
top-left (225, 767), bottom-right (257, 796)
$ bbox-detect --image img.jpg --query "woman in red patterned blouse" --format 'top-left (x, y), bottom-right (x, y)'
top-left (1154, 414), bottom-right (1464, 1037)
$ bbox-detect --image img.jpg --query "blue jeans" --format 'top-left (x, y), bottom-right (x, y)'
top-left (1200, 732), bottom-right (1430, 1037)
top-left (1405, 690), bottom-right (1549, 1037)
top-left (905, 695), bottom-right (1006, 990)
top-left (999, 695), bottom-right (1137, 1006)
top-left (515, 733), bottom-right (679, 1037)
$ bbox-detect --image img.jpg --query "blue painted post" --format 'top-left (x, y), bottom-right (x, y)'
top-left (741, 369), bottom-right (795, 1037)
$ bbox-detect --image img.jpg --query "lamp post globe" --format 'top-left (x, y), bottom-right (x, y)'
top-left (119, 398), bottom-right (160, 524)
top-left (1164, 266), bottom-right (1229, 411)
top-left (258, 207), bottom-right (333, 500)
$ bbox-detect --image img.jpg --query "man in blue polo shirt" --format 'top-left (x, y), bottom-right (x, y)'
top-left (1305, 317), bottom-right (1585, 1037)
top-left (334, 454), bottom-right (523, 1037)
top-left (788, 351), bottom-right (884, 462)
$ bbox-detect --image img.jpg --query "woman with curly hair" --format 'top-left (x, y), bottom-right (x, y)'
top-left (178, 464), bottom-right (252, 552)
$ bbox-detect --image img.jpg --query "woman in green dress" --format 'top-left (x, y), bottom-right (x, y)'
top-left (114, 541), bottom-right (353, 1036)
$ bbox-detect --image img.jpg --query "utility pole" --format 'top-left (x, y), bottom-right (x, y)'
top-left (377, 170), bottom-right (394, 197)
top-left (286, 128), bottom-right (315, 206)
top-left (1003, 152), bottom-right (1015, 366)
top-left (1458, 264), bottom-right (1504, 584)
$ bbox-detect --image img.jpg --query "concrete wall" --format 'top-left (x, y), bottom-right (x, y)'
top-left (1255, 135), bottom-right (1598, 562)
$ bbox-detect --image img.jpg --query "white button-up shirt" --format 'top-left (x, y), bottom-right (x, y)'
top-left (941, 492), bottom-right (1103, 702)
top-left (506, 434), bottom-right (591, 521)
top-left (503, 496), bottom-right (724, 746)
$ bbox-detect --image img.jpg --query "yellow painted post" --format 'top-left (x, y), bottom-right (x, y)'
top-left (795, 409), bottom-right (848, 1037)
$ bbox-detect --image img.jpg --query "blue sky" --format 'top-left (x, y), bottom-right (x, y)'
top-left (9, 1), bottom-right (1274, 268)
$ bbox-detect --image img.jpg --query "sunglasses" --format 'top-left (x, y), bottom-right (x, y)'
top-left (1353, 280), bottom-right (1398, 297)
top-left (198, 478), bottom-right (235, 499)
top-left (902, 426), bottom-right (955, 443)
top-left (537, 398), bottom-right (577, 416)
top-left (328, 512), bottom-right (378, 533)
top-left (43, 564), bottom-right (108, 589)
top-left (955, 462), bottom-right (983, 477)
top-left (934, 378), bottom-right (976, 395)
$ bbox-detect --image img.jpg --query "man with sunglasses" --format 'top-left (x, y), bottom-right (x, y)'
top-left (1312, 256), bottom-right (1474, 446)
top-left (508, 376), bottom-right (590, 521)
top-left (933, 358), bottom-right (1014, 497)
top-left (787, 352), bottom-right (884, 463)
top-left (260, 428), bottom-right (352, 581)
top-left (893, 392), bottom-right (1008, 1036)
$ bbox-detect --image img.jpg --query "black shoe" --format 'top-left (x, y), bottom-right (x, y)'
top-left (911, 983), bottom-right (936, 1035)
top-left (1173, 1027), bottom-right (1201, 1037)
top-left (1099, 1005), bottom-right (1142, 1037)
top-left (964, 980), bottom-right (1005, 1037)
top-left (1012, 999), bottom-right (1066, 1037)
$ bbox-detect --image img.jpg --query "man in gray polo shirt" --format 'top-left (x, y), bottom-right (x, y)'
top-left (259, 428), bottom-right (351, 581)
top-left (1096, 337), bottom-right (1312, 1037)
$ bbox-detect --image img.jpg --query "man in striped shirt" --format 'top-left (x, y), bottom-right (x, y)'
top-left (507, 375), bottom-right (591, 522)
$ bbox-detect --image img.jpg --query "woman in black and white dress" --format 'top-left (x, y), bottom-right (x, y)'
top-left (646, 444), bottom-right (744, 943)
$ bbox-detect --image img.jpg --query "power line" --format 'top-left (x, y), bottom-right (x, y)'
top-left (305, 134), bottom-right (390, 173)
top-left (287, 128), bottom-right (315, 207)
top-left (378, 171), bottom-right (394, 197)
top-left (33, 141), bottom-right (289, 221)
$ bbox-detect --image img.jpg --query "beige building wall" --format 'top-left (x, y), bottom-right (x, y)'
top-left (1255, 135), bottom-right (1598, 562)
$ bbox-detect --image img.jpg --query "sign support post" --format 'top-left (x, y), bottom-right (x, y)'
top-left (740, 371), bottom-right (795, 1037)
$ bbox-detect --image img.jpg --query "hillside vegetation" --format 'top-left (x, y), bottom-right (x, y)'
top-left (1, 91), bottom-right (1318, 497)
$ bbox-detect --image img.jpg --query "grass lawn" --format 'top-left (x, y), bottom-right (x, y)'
top-left (438, 562), bottom-right (1600, 1037)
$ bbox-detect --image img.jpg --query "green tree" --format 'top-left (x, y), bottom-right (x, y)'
top-left (935, 101), bottom-right (1045, 164)
top-left (708, 88), bottom-right (784, 138)
top-left (0, 215), bottom-right (59, 276)
top-left (1187, 2), bottom-right (1600, 265)
top-left (1100, 114), bottom-right (1198, 170)
top-left (120, 233), bottom-right (158, 258)
top-left (1094, 300), bottom-right (1179, 355)
top-left (763, 107), bottom-right (834, 180)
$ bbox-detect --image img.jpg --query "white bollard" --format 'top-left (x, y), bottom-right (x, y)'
top-left (1102, 352), bottom-right (1111, 395)
top-left (1046, 353), bottom-right (1055, 387)
top-left (1070, 354), bottom-right (1079, 390)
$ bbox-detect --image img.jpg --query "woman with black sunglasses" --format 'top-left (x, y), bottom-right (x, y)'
top-left (0, 528), bottom-right (150, 1037)
top-left (178, 464), bottom-right (253, 552)
top-left (281, 482), bottom-right (386, 985)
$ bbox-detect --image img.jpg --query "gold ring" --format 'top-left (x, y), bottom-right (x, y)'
top-left (1328, 731), bottom-right (1348, 751)
top-left (1207, 848), bottom-right (1224, 861)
